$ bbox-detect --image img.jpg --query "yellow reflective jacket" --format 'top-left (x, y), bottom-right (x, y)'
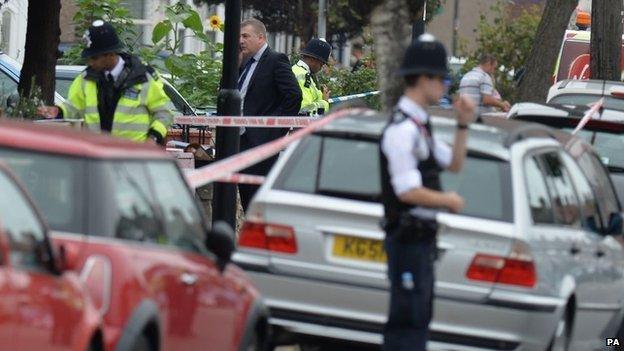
top-left (292, 61), bottom-right (329, 115)
top-left (59, 54), bottom-right (172, 142)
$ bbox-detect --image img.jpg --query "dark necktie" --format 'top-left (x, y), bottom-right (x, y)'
top-left (237, 58), bottom-right (255, 91)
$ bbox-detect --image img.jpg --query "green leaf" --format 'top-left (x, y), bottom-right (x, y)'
top-left (182, 11), bottom-right (203, 33)
top-left (165, 55), bottom-right (186, 76)
top-left (152, 20), bottom-right (173, 45)
top-left (165, 7), bottom-right (187, 24)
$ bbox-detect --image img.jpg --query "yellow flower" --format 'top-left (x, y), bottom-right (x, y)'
top-left (209, 15), bottom-right (222, 31)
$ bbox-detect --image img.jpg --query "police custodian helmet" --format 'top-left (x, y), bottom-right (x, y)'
top-left (81, 20), bottom-right (123, 58)
top-left (398, 33), bottom-right (448, 77)
top-left (301, 38), bottom-right (332, 65)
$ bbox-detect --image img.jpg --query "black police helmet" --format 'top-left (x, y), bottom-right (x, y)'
top-left (398, 33), bottom-right (448, 78)
top-left (301, 39), bottom-right (332, 65)
top-left (81, 20), bottom-right (123, 59)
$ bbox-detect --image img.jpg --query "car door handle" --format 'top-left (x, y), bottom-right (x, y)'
top-left (570, 246), bottom-right (581, 255)
top-left (180, 272), bottom-right (198, 286)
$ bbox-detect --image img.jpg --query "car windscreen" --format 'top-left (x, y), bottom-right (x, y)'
top-left (274, 134), bottom-right (513, 222)
top-left (550, 94), bottom-right (624, 111)
top-left (0, 148), bottom-right (86, 233)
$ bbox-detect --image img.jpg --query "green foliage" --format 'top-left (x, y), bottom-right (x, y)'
top-left (318, 63), bottom-right (380, 110)
top-left (195, 0), bottom-right (443, 40)
top-left (460, 2), bottom-right (541, 102)
top-left (59, 0), bottom-right (138, 65)
top-left (151, 2), bottom-right (223, 107)
top-left (3, 77), bottom-right (45, 120)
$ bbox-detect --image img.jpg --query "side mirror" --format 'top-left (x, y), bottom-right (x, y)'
top-left (56, 242), bottom-right (81, 272)
top-left (606, 212), bottom-right (624, 236)
top-left (207, 221), bottom-right (235, 273)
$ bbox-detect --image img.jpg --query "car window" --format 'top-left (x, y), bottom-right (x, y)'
top-left (274, 136), bottom-right (321, 194)
top-left (0, 66), bottom-right (17, 100)
top-left (317, 137), bottom-right (380, 201)
top-left (576, 152), bottom-right (621, 229)
top-left (560, 152), bottom-right (602, 233)
top-left (562, 128), bottom-right (624, 169)
top-left (0, 171), bottom-right (47, 269)
top-left (55, 77), bottom-right (73, 98)
top-left (110, 162), bottom-right (162, 243)
top-left (441, 156), bottom-right (513, 221)
top-left (551, 95), bottom-right (624, 112)
top-left (538, 152), bottom-right (582, 227)
top-left (145, 161), bottom-right (205, 252)
top-left (524, 156), bottom-right (556, 224)
top-left (0, 148), bottom-right (86, 234)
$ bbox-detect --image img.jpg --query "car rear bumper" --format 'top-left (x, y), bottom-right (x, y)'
top-left (241, 266), bottom-right (564, 351)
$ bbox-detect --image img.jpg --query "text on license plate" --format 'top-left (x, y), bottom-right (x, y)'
top-left (332, 235), bottom-right (387, 263)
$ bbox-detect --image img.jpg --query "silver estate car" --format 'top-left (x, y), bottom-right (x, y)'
top-left (234, 110), bottom-right (624, 351)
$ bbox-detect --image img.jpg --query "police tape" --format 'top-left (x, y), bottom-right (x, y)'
top-left (174, 115), bottom-right (319, 128)
top-left (327, 91), bottom-right (379, 104)
top-left (216, 173), bottom-right (265, 185)
top-left (185, 107), bottom-right (373, 189)
top-left (572, 97), bottom-right (604, 135)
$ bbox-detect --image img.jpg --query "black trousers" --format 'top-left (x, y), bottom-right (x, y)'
top-left (238, 135), bottom-right (280, 211)
top-left (383, 228), bottom-right (436, 351)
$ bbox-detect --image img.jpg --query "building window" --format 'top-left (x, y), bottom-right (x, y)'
top-left (1, 11), bottom-right (11, 53)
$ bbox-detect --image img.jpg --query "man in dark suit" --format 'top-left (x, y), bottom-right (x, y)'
top-left (238, 18), bottom-right (302, 210)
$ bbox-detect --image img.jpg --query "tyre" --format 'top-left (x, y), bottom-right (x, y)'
top-left (243, 320), bottom-right (269, 351)
top-left (548, 310), bottom-right (571, 351)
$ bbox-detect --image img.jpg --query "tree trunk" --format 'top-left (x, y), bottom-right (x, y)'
top-left (517, 0), bottom-right (577, 102)
top-left (371, 0), bottom-right (412, 112)
top-left (18, 0), bottom-right (61, 104)
top-left (590, 0), bottom-right (622, 80)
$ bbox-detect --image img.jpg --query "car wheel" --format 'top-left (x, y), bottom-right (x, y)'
top-left (548, 311), bottom-right (571, 351)
top-left (130, 334), bottom-right (152, 351)
top-left (244, 321), bottom-right (269, 351)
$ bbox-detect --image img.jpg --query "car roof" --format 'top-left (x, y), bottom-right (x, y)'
top-left (316, 109), bottom-right (568, 161)
top-left (509, 102), bottom-right (624, 126)
top-left (0, 119), bottom-right (169, 160)
top-left (553, 79), bottom-right (624, 95)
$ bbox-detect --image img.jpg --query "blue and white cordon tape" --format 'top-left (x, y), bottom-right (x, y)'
top-left (328, 91), bottom-right (380, 104)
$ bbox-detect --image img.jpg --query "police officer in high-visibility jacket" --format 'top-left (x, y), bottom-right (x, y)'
top-left (292, 39), bottom-right (332, 116)
top-left (38, 20), bottom-right (172, 144)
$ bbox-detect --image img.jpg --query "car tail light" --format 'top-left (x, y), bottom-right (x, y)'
top-left (238, 221), bottom-right (297, 254)
top-left (466, 241), bottom-right (536, 288)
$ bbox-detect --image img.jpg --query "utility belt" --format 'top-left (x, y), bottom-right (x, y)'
top-left (381, 210), bottom-right (438, 244)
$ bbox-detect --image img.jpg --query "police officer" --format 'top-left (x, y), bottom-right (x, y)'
top-left (38, 20), bottom-right (173, 144)
top-left (379, 34), bottom-right (475, 351)
top-left (292, 38), bottom-right (332, 116)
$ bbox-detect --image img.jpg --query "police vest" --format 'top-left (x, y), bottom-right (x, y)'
top-left (292, 63), bottom-right (329, 115)
top-left (59, 55), bottom-right (172, 142)
top-left (379, 110), bottom-right (443, 226)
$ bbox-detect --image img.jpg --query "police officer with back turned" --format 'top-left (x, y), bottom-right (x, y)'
top-left (379, 34), bottom-right (476, 351)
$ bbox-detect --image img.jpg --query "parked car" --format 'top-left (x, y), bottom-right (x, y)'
top-left (508, 102), bottom-right (624, 203)
top-left (235, 110), bottom-right (624, 350)
top-left (0, 162), bottom-right (103, 351)
top-left (547, 79), bottom-right (624, 111)
top-left (0, 52), bottom-right (64, 104)
top-left (0, 120), bottom-right (268, 351)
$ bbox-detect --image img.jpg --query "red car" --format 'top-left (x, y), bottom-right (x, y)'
top-left (0, 162), bottom-right (103, 351)
top-left (0, 120), bottom-right (268, 351)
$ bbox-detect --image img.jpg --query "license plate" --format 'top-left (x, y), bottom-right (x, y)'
top-left (332, 235), bottom-right (387, 263)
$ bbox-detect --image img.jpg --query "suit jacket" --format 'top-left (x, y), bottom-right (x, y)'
top-left (241, 47), bottom-right (302, 148)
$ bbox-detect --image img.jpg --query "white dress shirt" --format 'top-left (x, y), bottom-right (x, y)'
top-left (105, 56), bottom-right (125, 82)
top-left (381, 96), bottom-right (452, 196)
top-left (239, 42), bottom-right (268, 100)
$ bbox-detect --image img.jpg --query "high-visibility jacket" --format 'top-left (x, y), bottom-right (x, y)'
top-left (292, 61), bottom-right (329, 115)
top-left (59, 54), bottom-right (172, 142)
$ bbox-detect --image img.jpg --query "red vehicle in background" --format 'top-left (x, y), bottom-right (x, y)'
top-left (0, 163), bottom-right (103, 351)
top-left (0, 120), bottom-right (268, 351)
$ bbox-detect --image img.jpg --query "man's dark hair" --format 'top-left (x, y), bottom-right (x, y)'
top-left (479, 54), bottom-right (497, 65)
